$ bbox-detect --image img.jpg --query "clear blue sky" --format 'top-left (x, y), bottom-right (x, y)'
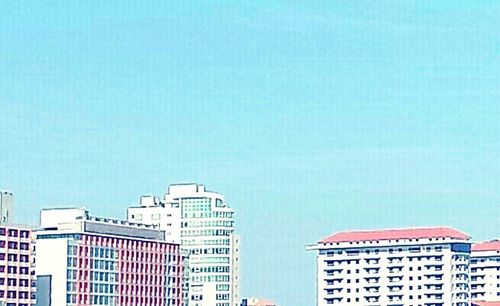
top-left (1, 1), bottom-right (499, 305)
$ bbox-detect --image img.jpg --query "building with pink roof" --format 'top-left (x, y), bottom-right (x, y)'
top-left (471, 240), bottom-right (500, 303)
top-left (307, 226), bottom-right (471, 306)
top-left (241, 297), bottom-right (276, 306)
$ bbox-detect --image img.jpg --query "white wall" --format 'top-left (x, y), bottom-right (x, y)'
top-left (128, 204), bottom-right (181, 244)
top-left (40, 208), bottom-right (87, 228)
top-left (35, 238), bottom-right (69, 306)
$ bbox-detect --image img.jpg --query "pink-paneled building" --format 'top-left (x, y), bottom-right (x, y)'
top-left (35, 208), bottom-right (186, 306)
top-left (0, 224), bottom-right (36, 306)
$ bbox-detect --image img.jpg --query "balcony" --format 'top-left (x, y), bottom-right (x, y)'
top-left (388, 285), bottom-right (403, 293)
top-left (387, 294), bottom-right (403, 302)
top-left (364, 286), bottom-right (380, 294)
top-left (364, 268), bottom-right (380, 275)
top-left (387, 276), bottom-right (403, 283)
top-left (364, 277), bottom-right (380, 284)
top-left (365, 259), bottom-right (380, 265)
top-left (388, 268), bottom-right (403, 274)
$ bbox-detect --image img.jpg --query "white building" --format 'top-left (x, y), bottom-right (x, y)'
top-left (471, 240), bottom-right (500, 302)
top-left (307, 227), bottom-right (471, 306)
top-left (128, 183), bottom-right (240, 306)
top-left (128, 195), bottom-right (182, 244)
top-left (0, 191), bottom-right (13, 224)
top-left (35, 207), bottom-right (185, 306)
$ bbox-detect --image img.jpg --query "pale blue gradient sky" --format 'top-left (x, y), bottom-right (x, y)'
top-left (1, 1), bottom-right (499, 305)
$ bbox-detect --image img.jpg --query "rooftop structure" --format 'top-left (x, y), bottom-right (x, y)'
top-left (0, 191), bottom-right (13, 225)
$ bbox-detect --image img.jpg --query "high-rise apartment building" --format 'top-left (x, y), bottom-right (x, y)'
top-left (0, 191), bottom-right (13, 225)
top-left (471, 240), bottom-right (500, 303)
top-left (128, 183), bottom-right (240, 306)
top-left (35, 207), bottom-right (185, 306)
top-left (307, 227), bottom-right (471, 306)
top-left (0, 224), bottom-right (36, 306)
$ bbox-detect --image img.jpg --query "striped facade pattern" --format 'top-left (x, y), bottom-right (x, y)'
top-left (66, 233), bottom-right (183, 306)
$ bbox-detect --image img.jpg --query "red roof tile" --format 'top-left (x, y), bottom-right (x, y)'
top-left (321, 227), bottom-right (469, 243)
top-left (254, 300), bottom-right (276, 306)
top-left (472, 240), bottom-right (500, 252)
top-left (472, 301), bottom-right (500, 306)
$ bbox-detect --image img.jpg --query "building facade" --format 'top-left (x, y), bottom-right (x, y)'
top-left (128, 184), bottom-right (240, 306)
top-left (307, 227), bottom-right (471, 306)
top-left (35, 208), bottom-right (184, 306)
top-left (0, 224), bottom-right (36, 306)
top-left (471, 240), bottom-right (500, 303)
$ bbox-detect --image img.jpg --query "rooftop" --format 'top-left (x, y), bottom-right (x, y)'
top-left (472, 302), bottom-right (500, 306)
top-left (254, 300), bottom-right (276, 306)
top-left (472, 240), bottom-right (500, 252)
top-left (321, 227), bottom-right (469, 244)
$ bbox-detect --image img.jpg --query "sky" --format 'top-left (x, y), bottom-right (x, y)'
top-left (1, 1), bottom-right (499, 305)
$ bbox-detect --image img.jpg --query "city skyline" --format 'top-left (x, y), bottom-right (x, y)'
top-left (1, 1), bottom-right (499, 306)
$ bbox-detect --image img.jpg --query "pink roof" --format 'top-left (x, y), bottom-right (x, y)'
top-left (472, 240), bottom-right (500, 252)
top-left (472, 302), bottom-right (500, 306)
top-left (321, 227), bottom-right (469, 243)
top-left (254, 301), bottom-right (276, 306)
